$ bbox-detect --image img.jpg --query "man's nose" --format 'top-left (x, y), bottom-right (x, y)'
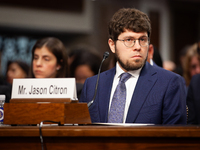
top-left (133, 40), bottom-right (141, 50)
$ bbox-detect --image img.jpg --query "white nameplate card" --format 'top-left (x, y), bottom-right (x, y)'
top-left (11, 78), bottom-right (77, 100)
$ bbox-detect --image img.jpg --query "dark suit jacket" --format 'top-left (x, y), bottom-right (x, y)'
top-left (187, 74), bottom-right (200, 124)
top-left (0, 78), bottom-right (12, 103)
top-left (80, 62), bottom-right (187, 124)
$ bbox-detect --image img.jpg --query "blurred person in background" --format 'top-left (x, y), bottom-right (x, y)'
top-left (0, 60), bottom-right (12, 103)
top-left (163, 60), bottom-right (176, 72)
top-left (183, 43), bottom-right (200, 86)
top-left (29, 37), bottom-right (82, 99)
top-left (30, 37), bottom-right (69, 78)
top-left (174, 45), bottom-right (190, 76)
top-left (5, 60), bottom-right (29, 102)
top-left (6, 60), bottom-right (29, 84)
top-left (186, 41), bottom-right (200, 124)
top-left (187, 73), bottom-right (200, 124)
top-left (0, 74), bottom-right (12, 103)
top-left (69, 45), bottom-right (102, 84)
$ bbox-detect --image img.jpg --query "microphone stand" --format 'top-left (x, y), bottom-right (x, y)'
top-left (87, 52), bottom-right (109, 108)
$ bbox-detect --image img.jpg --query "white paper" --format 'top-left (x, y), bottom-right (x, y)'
top-left (92, 123), bottom-right (155, 126)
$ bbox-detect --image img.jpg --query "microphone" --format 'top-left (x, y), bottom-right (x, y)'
top-left (87, 51), bottom-right (109, 108)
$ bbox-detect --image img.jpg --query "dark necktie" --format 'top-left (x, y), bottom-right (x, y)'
top-left (108, 73), bottom-right (132, 123)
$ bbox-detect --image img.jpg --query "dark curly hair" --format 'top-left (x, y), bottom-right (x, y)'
top-left (108, 8), bottom-right (151, 41)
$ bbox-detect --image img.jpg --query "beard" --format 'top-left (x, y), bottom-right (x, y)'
top-left (115, 48), bottom-right (148, 71)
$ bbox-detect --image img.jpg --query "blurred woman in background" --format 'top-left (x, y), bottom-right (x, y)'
top-left (6, 60), bottom-right (29, 84)
top-left (69, 45), bottom-right (101, 84)
top-left (30, 37), bottom-right (69, 78)
top-left (183, 43), bottom-right (200, 86)
top-left (29, 37), bottom-right (83, 99)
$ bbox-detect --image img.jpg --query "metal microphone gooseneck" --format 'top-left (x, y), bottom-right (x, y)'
top-left (87, 51), bottom-right (109, 108)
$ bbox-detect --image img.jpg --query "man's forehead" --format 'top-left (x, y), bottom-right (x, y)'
top-left (119, 30), bottom-right (148, 37)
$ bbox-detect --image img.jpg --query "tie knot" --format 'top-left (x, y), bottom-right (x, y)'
top-left (120, 73), bottom-right (131, 83)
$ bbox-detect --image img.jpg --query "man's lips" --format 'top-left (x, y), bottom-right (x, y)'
top-left (132, 55), bottom-right (141, 58)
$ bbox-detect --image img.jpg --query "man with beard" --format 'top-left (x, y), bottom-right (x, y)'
top-left (79, 8), bottom-right (186, 124)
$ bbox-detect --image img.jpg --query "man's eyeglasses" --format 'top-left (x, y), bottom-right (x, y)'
top-left (117, 36), bottom-right (149, 48)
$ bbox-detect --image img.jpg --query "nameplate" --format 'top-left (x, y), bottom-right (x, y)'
top-left (11, 78), bottom-right (77, 100)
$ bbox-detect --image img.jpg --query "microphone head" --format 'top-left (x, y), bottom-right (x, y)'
top-left (103, 51), bottom-right (109, 59)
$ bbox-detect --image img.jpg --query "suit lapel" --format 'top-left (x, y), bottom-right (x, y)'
top-left (126, 62), bottom-right (158, 123)
top-left (98, 67), bottom-right (116, 122)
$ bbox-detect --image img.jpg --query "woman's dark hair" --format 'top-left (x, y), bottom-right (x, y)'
top-left (30, 37), bottom-right (69, 78)
top-left (6, 60), bottom-right (29, 76)
top-left (108, 8), bottom-right (151, 41)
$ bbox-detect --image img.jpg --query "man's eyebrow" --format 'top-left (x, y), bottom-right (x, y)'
top-left (123, 35), bottom-right (147, 39)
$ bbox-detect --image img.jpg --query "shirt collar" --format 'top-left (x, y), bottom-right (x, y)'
top-left (115, 62), bottom-right (142, 79)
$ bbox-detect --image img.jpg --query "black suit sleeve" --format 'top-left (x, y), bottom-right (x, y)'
top-left (187, 74), bottom-right (200, 124)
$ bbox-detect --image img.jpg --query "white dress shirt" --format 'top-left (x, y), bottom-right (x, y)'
top-left (109, 62), bottom-right (141, 123)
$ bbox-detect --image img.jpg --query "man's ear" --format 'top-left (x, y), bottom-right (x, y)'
top-left (147, 44), bottom-right (154, 64)
top-left (148, 44), bottom-right (154, 59)
top-left (108, 39), bottom-right (116, 53)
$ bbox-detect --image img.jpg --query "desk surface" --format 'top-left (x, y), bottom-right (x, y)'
top-left (0, 125), bottom-right (200, 150)
top-left (0, 125), bottom-right (200, 137)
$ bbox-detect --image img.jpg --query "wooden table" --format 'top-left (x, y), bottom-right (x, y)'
top-left (0, 125), bottom-right (200, 150)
